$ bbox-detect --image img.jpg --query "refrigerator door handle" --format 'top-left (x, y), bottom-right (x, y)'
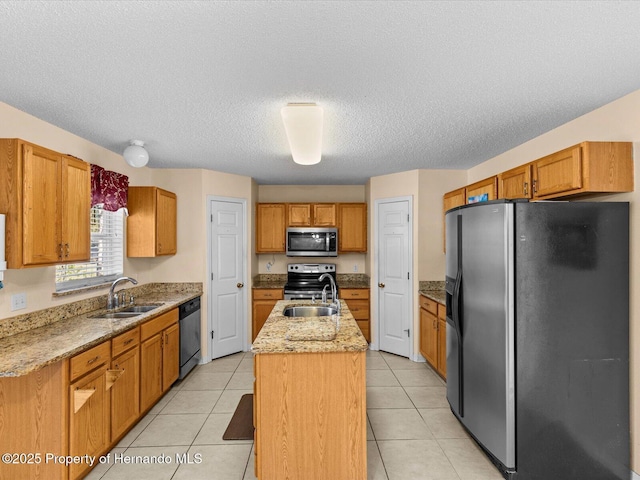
top-left (452, 214), bottom-right (464, 417)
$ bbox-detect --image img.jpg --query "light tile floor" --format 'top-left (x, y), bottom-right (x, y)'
top-left (86, 350), bottom-right (503, 480)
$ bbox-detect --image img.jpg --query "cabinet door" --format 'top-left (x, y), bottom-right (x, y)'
top-left (532, 145), bottom-right (582, 198)
top-left (61, 155), bottom-right (91, 262)
top-left (252, 299), bottom-right (278, 341)
top-left (110, 347), bottom-right (140, 441)
top-left (466, 176), bottom-right (498, 203)
top-left (69, 365), bottom-right (110, 480)
top-left (162, 323), bottom-right (180, 391)
top-left (443, 188), bottom-right (466, 252)
top-left (256, 204), bottom-right (286, 253)
top-left (140, 333), bottom-right (163, 412)
top-left (337, 203), bottom-right (367, 252)
top-left (312, 203), bottom-right (336, 226)
top-left (22, 143), bottom-right (61, 265)
top-left (498, 164), bottom-right (532, 199)
top-left (156, 189), bottom-right (177, 255)
top-left (419, 308), bottom-right (437, 368)
top-left (287, 203), bottom-right (311, 226)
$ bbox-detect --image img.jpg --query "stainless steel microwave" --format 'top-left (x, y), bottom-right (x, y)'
top-left (286, 227), bottom-right (338, 257)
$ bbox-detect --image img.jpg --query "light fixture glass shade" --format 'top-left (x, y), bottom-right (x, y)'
top-left (123, 140), bottom-right (149, 167)
top-left (281, 103), bottom-right (323, 165)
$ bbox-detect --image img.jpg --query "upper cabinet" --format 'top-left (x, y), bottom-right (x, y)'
top-left (338, 203), bottom-right (367, 253)
top-left (531, 142), bottom-right (633, 199)
top-left (127, 187), bottom-right (177, 257)
top-left (465, 176), bottom-right (498, 203)
top-left (287, 203), bottom-right (336, 226)
top-left (255, 202), bottom-right (367, 254)
top-left (498, 164), bottom-right (533, 199)
top-left (256, 203), bottom-right (287, 253)
top-left (0, 139), bottom-right (91, 268)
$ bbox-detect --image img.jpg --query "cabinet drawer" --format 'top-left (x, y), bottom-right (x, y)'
top-left (140, 309), bottom-right (179, 341)
top-left (437, 303), bottom-right (446, 321)
top-left (346, 299), bottom-right (369, 319)
top-left (253, 289), bottom-right (284, 300)
top-left (419, 295), bottom-right (437, 315)
top-left (112, 326), bottom-right (140, 358)
top-left (340, 288), bottom-right (369, 299)
top-left (70, 341), bottom-right (111, 382)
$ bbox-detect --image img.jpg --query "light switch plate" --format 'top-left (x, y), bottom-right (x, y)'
top-left (11, 292), bottom-right (26, 311)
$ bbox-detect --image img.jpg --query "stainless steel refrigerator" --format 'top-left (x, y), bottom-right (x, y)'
top-left (445, 200), bottom-right (629, 480)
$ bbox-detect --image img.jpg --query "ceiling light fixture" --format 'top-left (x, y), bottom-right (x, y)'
top-left (123, 140), bottom-right (149, 167)
top-left (281, 103), bottom-right (323, 165)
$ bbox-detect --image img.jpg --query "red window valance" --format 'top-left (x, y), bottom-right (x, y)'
top-left (91, 164), bottom-right (129, 212)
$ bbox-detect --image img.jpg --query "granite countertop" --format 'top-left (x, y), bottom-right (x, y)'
top-left (420, 289), bottom-right (446, 304)
top-left (251, 299), bottom-right (368, 354)
top-left (252, 274), bottom-right (370, 290)
top-left (0, 287), bottom-right (202, 378)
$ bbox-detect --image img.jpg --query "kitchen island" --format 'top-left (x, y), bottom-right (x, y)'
top-left (251, 299), bottom-right (368, 480)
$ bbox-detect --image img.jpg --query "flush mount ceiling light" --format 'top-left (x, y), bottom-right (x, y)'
top-left (123, 140), bottom-right (149, 168)
top-left (281, 103), bottom-right (323, 165)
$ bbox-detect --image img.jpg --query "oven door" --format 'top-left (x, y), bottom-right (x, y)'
top-left (286, 228), bottom-right (338, 257)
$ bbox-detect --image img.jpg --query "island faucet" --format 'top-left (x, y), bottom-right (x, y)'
top-left (318, 273), bottom-right (340, 313)
top-left (107, 276), bottom-right (138, 310)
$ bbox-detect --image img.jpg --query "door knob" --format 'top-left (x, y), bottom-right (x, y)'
top-left (237, 282), bottom-right (244, 288)
top-left (378, 283), bottom-right (385, 288)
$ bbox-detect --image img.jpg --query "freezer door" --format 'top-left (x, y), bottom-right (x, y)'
top-left (459, 202), bottom-right (515, 469)
top-left (445, 210), bottom-right (462, 416)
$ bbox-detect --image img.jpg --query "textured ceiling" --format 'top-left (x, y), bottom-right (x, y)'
top-left (1, 1), bottom-right (640, 185)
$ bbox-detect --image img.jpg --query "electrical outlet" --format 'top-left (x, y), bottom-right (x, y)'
top-left (266, 262), bottom-right (272, 272)
top-left (11, 292), bottom-right (26, 311)
top-left (353, 264), bottom-right (358, 272)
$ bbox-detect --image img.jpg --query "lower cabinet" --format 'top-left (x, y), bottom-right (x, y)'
top-left (252, 288), bottom-right (284, 341)
top-left (140, 309), bottom-right (179, 412)
top-left (341, 288), bottom-right (370, 342)
top-left (0, 308), bottom-right (179, 480)
top-left (419, 295), bottom-right (446, 379)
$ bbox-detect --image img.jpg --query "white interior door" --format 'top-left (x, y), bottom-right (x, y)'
top-left (377, 198), bottom-right (411, 357)
top-left (209, 198), bottom-right (245, 360)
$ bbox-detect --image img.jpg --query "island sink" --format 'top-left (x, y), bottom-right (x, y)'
top-left (282, 305), bottom-right (338, 317)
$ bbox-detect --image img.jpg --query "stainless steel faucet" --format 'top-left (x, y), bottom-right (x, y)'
top-left (107, 276), bottom-right (138, 310)
top-left (318, 273), bottom-right (340, 313)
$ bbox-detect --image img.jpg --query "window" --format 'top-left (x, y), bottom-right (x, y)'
top-left (55, 205), bottom-right (124, 291)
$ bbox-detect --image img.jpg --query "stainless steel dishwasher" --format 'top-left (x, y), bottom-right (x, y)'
top-left (179, 296), bottom-right (201, 379)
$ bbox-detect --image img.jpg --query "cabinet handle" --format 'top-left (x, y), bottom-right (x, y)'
top-left (87, 355), bottom-right (100, 365)
top-left (523, 182), bottom-right (528, 197)
top-left (124, 339), bottom-right (134, 346)
top-left (532, 179), bottom-right (537, 194)
top-left (58, 243), bottom-right (64, 260)
top-left (65, 243), bottom-right (70, 258)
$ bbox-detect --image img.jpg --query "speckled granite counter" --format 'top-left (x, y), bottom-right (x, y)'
top-left (252, 274), bottom-right (286, 289)
top-left (251, 299), bottom-right (368, 354)
top-left (252, 273), bottom-right (370, 290)
top-left (419, 280), bottom-right (446, 304)
top-left (0, 284), bottom-right (202, 377)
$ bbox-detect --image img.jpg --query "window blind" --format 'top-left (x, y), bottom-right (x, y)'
top-left (55, 205), bottom-right (124, 291)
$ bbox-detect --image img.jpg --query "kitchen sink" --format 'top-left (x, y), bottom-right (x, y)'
top-left (88, 304), bottom-right (162, 319)
top-left (120, 304), bottom-right (162, 313)
top-left (283, 305), bottom-right (338, 317)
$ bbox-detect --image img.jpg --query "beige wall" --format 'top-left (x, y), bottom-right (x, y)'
top-left (466, 89), bottom-right (640, 470)
top-left (256, 184), bottom-right (367, 274)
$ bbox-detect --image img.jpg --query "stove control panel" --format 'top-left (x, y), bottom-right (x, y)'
top-left (287, 263), bottom-right (335, 273)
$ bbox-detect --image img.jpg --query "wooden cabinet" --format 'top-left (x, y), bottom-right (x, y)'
top-left (69, 344), bottom-right (111, 480)
top-left (252, 288), bottom-right (284, 340)
top-left (419, 295), bottom-right (446, 379)
top-left (256, 203), bottom-right (287, 253)
top-left (140, 308), bottom-right (179, 412)
top-left (466, 176), bottom-right (498, 203)
top-left (254, 351), bottom-right (367, 479)
top-left (498, 164), bottom-right (533, 199)
top-left (443, 188), bottom-right (466, 252)
top-left (127, 186), bottom-right (177, 257)
top-left (287, 203), bottom-right (337, 227)
top-left (341, 288), bottom-right (370, 342)
top-left (110, 327), bottom-right (140, 441)
top-left (531, 142), bottom-right (633, 199)
top-left (337, 203), bottom-right (367, 252)
top-left (0, 138), bottom-right (91, 268)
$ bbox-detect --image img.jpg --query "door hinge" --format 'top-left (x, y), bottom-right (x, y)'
top-left (407, 272), bottom-right (410, 280)
top-left (211, 330), bottom-right (214, 339)
top-left (211, 273), bottom-right (214, 281)
top-left (211, 214), bottom-right (213, 222)
top-left (404, 328), bottom-right (410, 337)
top-left (407, 214), bottom-right (410, 222)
